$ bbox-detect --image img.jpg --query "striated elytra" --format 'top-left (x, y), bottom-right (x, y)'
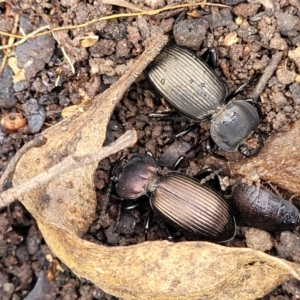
top-left (148, 45), bottom-right (260, 154)
top-left (232, 183), bottom-right (300, 232)
top-left (115, 153), bottom-right (236, 243)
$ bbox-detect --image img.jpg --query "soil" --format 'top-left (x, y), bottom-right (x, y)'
top-left (1, 0), bottom-right (300, 299)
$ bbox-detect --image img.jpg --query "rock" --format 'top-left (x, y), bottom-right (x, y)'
top-left (144, 0), bottom-right (165, 9)
top-left (137, 16), bottom-right (150, 40)
top-left (254, 0), bottom-right (275, 11)
top-left (289, 47), bottom-right (300, 72)
top-left (275, 11), bottom-right (300, 37)
top-left (233, 3), bottom-right (261, 17)
top-left (282, 279), bottom-right (300, 299)
top-left (273, 92), bottom-right (288, 108)
top-left (173, 19), bottom-right (209, 50)
top-left (223, 0), bottom-right (245, 5)
top-left (24, 271), bottom-right (57, 300)
top-left (105, 222), bottom-right (122, 245)
top-left (270, 33), bottom-right (288, 50)
top-left (237, 23), bottom-right (257, 38)
top-left (89, 39), bottom-right (116, 57)
top-left (289, 82), bottom-right (300, 105)
top-left (116, 38), bottom-right (131, 57)
top-left (276, 69), bottom-right (296, 85)
top-left (89, 58), bottom-right (115, 76)
top-left (291, 34), bottom-right (300, 45)
top-left (206, 8), bottom-right (233, 29)
top-left (0, 63), bottom-right (15, 108)
top-left (277, 232), bottom-right (300, 263)
top-left (16, 16), bottom-right (55, 80)
top-left (114, 211), bottom-right (137, 235)
top-left (245, 228), bottom-right (273, 252)
top-left (22, 99), bottom-right (46, 133)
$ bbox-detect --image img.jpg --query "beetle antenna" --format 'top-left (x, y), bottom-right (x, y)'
top-left (199, 118), bottom-right (295, 185)
top-left (199, 156), bottom-right (246, 185)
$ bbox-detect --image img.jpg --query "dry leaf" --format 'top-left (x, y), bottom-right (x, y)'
top-left (9, 31), bottom-right (300, 300)
top-left (231, 121), bottom-right (300, 195)
top-left (28, 221), bottom-right (300, 300)
top-left (8, 56), bottom-right (26, 83)
top-left (224, 32), bottom-right (238, 47)
top-left (61, 105), bottom-right (82, 118)
top-left (78, 34), bottom-right (99, 48)
top-left (13, 32), bottom-right (168, 235)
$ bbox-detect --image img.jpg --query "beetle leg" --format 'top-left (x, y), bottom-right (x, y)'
top-left (148, 111), bottom-right (179, 118)
top-left (224, 81), bottom-right (250, 104)
top-left (206, 137), bottom-right (228, 161)
top-left (245, 98), bottom-right (263, 117)
top-left (124, 201), bottom-right (142, 210)
top-left (201, 48), bottom-right (217, 70)
top-left (163, 123), bottom-right (198, 146)
top-left (164, 225), bottom-right (174, 242)
top-left (113, 202), bottom-right (123, 233)
top-left (144, 210), bottom-right (154, 241)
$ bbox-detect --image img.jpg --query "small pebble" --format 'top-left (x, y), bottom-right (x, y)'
top-left (277, 231), bottom-right (300, 262)
top-left (173, 19), bottom-right (209, 50)
top-left (0, 64), bottom-right (16, 108)
top-left (275, 11), bottom-right (300, 37)
top-left (114, 211), bottom-right (137, 235)
top-left (276, 69), bottom-right (296, 85)
top-left (207, 8), bottom-right (233, 29)
top-left (289, 82), bottom-right (300, 105)
top-left (233, 3), bottom-right (261, 18)
top-left (105, 222), bottom-right (121, 245)
top-left (245, 228), bottom-right (273, 252)
top-left (22, 99), bottom-right (46, 133)
top-left (269, 32), bottom-right (288, 50)
top-left (273, 92), bottom-right (288, 108)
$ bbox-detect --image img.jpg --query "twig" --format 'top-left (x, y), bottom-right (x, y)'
top-left (0, 130), bottom-right (137, 208)
top-left (0, 134), bottom-right (47, 191)
top-left (0, 2), bottom-right (229, 50)
top-left (249, 51), bottom-right (283, 101)
top-left (102, 0), bottom-right (143, 12)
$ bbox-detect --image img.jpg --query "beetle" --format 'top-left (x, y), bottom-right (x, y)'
top-left (113, 152), bottom-right (236, 243)
top-left (148, 45), bottom-right (262, 157)
top-left (232, 182), bottom-right (300, 232)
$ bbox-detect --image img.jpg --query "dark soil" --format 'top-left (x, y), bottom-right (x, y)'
top-left (1, 0), bottom-right (300, 299)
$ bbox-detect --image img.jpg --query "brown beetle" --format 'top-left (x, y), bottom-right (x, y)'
top-left (114, 153), bottom-right (236, 243)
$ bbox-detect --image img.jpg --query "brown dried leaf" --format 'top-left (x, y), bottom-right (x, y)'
top-left (10, 32), bottom-right (300, 300)
top-left (8, 56), bottom-right (26, 83)
top-left (231, 121), bottom-right (300, 194)
top-left (35, 221), bottom-right (300, 300)
top-left (78, 34), bottom-right (99, 48)
top-left (13, 32), bottom-right (168, 235)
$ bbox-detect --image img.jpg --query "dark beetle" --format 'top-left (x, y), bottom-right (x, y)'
top-left (148, 45), bottom-right (261, 156)
top-left (114, 153), bottom-right (236, 242)
top-left (232, 183), bottom-right (300, 231)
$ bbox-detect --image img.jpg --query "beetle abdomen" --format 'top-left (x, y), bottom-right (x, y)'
top-left (148, 45), bottom-right (228, 121)
top-left (210, 100), bottom-right (260, 152)
top-left (150, 173), bottom-right (235, 242)
top-left (232, 183), bottom-right (300, 231)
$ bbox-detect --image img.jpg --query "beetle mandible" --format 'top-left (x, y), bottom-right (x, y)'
top-left (113, 152), bottom-right (236, 243)
top-left (148, 45), bottom-right (262, 157)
